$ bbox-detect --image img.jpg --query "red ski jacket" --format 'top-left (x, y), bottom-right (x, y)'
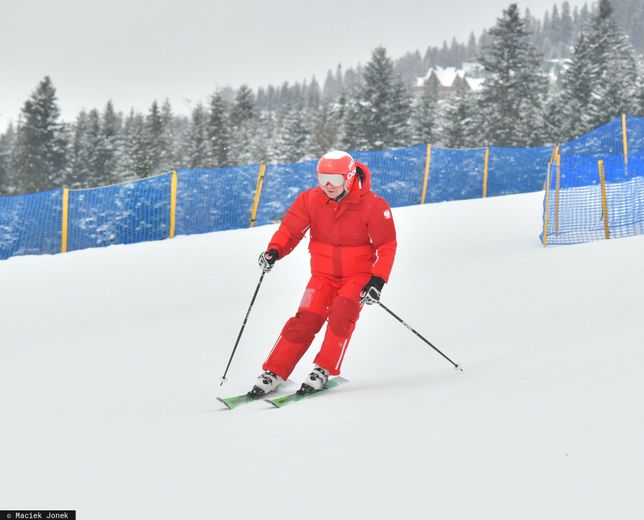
top-left (267, 162), bottom-right (397, 282)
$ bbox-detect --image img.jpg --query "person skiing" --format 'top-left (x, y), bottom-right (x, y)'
top-left (249, 150), bottom-right (397, 396)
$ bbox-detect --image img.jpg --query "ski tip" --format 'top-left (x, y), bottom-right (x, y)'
top-left (216, 397), bottom-right (234, 410)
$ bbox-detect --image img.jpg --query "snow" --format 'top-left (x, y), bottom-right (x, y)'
top-left (465, 76), bottom-right (486, 90)
top-left (1, 191), bottom-right (643, 519)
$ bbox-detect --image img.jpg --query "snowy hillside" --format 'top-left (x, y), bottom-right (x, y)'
top-left (1, 192), bottom-right (643, 519)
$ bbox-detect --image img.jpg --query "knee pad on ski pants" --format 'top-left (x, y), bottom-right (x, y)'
top-left (328, 296), bottom-right (361, 338)
top-left (282, 311), bottom-right (326, 344)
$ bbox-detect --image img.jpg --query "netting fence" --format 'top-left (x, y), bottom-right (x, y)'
top-left (541, 155), bottom-right (644, 245)
top-left (1, 115), bottom-right (642, 260)
top-left (541, 114), bottom-right (644, 245)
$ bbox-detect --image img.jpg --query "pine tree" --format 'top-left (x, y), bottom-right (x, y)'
top-left (467, 32), bottom-right (478, 60)
top-left (322, 69), bottom-right (338, 103)
top-left (348, 46), bottom-right (412, 150)
top-left (638, 58), bottom-right (644, 116)
top-left (477, 4), bottom-right (549, 146)
top-left (121, 110), bottom-right (150, 180)
top-left (186, 103), bottom-right (208, 168)
top-left (441, 92), bottom-right (476, 148)
top-left (207, 92), bottom-right (231, 167)
top-left (585, 0), bottom-right (639, 128)
top-left (411, 86), bottom-right (438, 144)
top-left (560, 2), bottom-right (574, 57)
top-left (579, 3), bottom-right (591, 29)
top-left (146, 101), bottom-right (164, 175)
top-left (230, 85), bottom-right (256, 128)
top-left (273, 107), bottom-right (309, 163)
top-left (97, 100), bottom-right (122, 187)
top-left (308, 102), bottom-right (343, 157)
top-left (557, 0), bottom-right (639, 138)
top-left (67, 109), bottom-right (103, 188)
top-left (394, 50), bottom-right (423, 86)
top-left (228, 121), bottom-right (256, 166)
top-left (340, 100), bottom-right (363, 151)
top-left (611, 0), bottom-right (644, 52)
top-left (160, 100), bottom-right (180, 168)
top-left (10, 76), bottom-right (68, 193)
top-left (550, 5), bottom-right (562, 57)
top-left (389, 80), bottom-right (413, 147)
top-left (249, 111), bottom-right (275, 164)
top-left (307, 77), bottom-right (321, 110)
top-left (0, 124), bottom-right (16, 194)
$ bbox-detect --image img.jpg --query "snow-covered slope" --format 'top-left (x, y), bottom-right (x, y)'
top-left (1, 192), bottom-right (643, 519)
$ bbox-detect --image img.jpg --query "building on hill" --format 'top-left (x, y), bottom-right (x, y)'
top-left (414, 63), bottom-right (486, 98)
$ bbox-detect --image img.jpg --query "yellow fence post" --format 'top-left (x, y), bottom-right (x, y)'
top-left (169, 169), bottom-right (178, 238)
top-left (249, 161), bottom-right (267, 228)
top-left (420, 143), bottom-right (432, 204)
top-left (621, 113), bottom-right (628, 165)
top-left (555, 147), bottom-right (561, 235)
top-left (482, 147), bottom-right (490, 198)
top-left (542, 160), bottom-right (552, 247)
top-left (598, 160), bottom-right (610, 240)
top-left (61, 187), bottom-right (69, 253)
top-left (621, 113), bottom-right (629, 178)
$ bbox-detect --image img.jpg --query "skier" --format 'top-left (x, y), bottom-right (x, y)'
top-left (250, 150), bottom-right (397, 396)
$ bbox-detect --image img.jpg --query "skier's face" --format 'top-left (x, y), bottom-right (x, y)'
top-left (318, 173), bottom-right (346, 198)
top-left (320, 180), bottom-right (345, 199)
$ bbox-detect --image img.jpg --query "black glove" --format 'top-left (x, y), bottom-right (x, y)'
top-left (258, 249), bottom-right (279, 272)
top-left (360, 276), bottom-right (385, 305)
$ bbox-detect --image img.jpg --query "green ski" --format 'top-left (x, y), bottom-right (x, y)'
top-left (218, 380), bottom-right (294, 410)
top-left (264, 377), bottom-right (349, 408)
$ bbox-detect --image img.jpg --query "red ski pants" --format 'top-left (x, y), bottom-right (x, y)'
top-left (262, 272), bottom-right (371, 380)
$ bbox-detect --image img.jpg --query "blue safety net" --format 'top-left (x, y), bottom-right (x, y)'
top-left (627, 116), bottom-right (644, 155)
top-left (255, 160), bottom-right (318, 226)
top-left (67, 175), bottom-right (171, 251)
top-left (1, 114), bottom-right (642, 260)
top-left (560, 117), bottom-right (625, 157)
top-left (487, 146), bottom-right (554, 197)
top-left (0, 189), bottom-right (62, 259)
top-left (426, 147), bottom-right (486, 202)
top-left (175, 165), bottom-right (258, 234)
top-left (541, 155), bottom-right (644, 245)
top-left (352, 145), bottom-right (426, 208)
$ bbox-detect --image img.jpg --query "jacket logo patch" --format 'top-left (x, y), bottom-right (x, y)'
top-left (383, 210), bottom-right (391, 219)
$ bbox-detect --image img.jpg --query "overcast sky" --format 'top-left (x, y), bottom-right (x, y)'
top-left (1, 0), bottom-right (590, 128)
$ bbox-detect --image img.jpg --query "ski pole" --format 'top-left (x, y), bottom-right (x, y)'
top-left (377, 301), bottom-right (463, 372)
top-left (220, 270), bottom-right (266, 386)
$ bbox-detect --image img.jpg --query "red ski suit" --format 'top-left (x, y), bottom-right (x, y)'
top-left (262, 162), bottom-right (397, 379)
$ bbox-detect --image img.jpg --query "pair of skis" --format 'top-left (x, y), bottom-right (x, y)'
top-left (217, 376), bottom-right (349, 409)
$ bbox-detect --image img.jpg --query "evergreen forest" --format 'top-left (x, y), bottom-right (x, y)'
top-left (1, 0), bottom-right (643, 195)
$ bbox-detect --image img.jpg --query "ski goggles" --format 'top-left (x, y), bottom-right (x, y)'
top-left (318, 173), bottom-right (345, 187)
